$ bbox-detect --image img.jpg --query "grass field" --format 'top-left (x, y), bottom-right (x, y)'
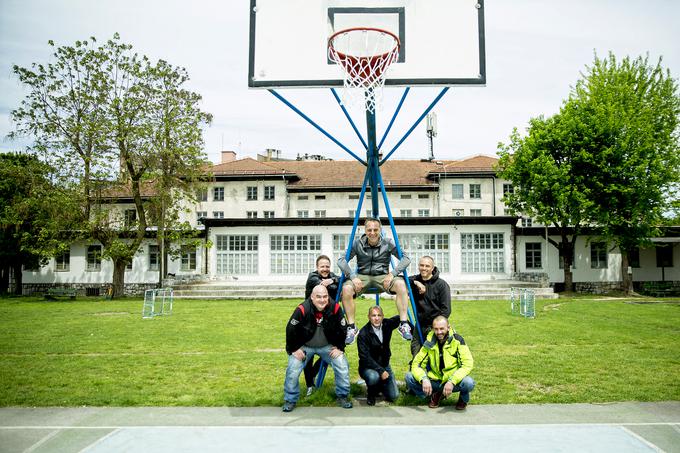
top-left (0, 295), bottom-right (678, 407)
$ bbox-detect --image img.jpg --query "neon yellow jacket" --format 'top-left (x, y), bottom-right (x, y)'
top-left (411, 328), bottom-right (474, 385)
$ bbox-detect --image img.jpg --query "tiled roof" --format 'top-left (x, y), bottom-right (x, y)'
top-left (212, 157), bottom-right (291, 176)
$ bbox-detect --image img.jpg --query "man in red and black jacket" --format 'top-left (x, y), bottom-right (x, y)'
top-left (282, 285), bottom-right (352, 412)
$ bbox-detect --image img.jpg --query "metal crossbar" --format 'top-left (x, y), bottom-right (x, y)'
top-left (510, 287), bottom-right (535, 318)
top-left (142, 288), bottom-right (174, 319)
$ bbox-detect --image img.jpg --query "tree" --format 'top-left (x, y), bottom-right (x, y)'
top-left (10, 35), bottom-right (212, 297)
top-left (0, 153), bottom-right (79, 294)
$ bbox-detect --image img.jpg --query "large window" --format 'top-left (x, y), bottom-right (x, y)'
top-left (247, 211), bottom-right (258, 219)
top-left (525, 242), bottom-right (542, 269)
top-left (196, 211), bottom-right (207, 221)
top-left (470, 209), bottom-right (482, 217)
top-left (196, 188), bottom-right (208, 202)
top-left (246, 186), bottom-right (258, 201)
top-left (263, 211), bottom-right (275, 219)
top-left (398, 233), bottom-right (450, 273)
top-left (400, 209), bottom-right (413, 217)
top-left (180, 246), bottom-right (197, 271)
top-left (469, 184), bottom-right (481, 199)
top-left (297, 210), bottom-right (309, 218)
top-left (216, 235), bottom-right (258, 274)
top-left (314, 210), bottom-right (326, 218)
top-left (270, 234), bottom-right (321, 274)
top-left (628, 247), bottom-right (640, 268)
top-left (212, 211), bottom-right (224, 219)
top-left (656, 244), bottom-right (673, 267)
top-left (590, 242), bottom-right (608, 269)
top-left (418, 209), bottom-right (430, 217)
top-left (452, 184), bottom-right (464, 199)
top-left (213, 187), bottom-right (224, 201)
top-left (264, 186), bottom-right (275, 200)
top-left (55, 249), bottom-right (70, 272)
top-left (461, 233), bottom-right (504, 273)
top-left (333, 234), bottom-right (356, 271)
top-left (149, 245), bottom-right (160, 271)
top-left (87, 245), bottom-right (102, 271)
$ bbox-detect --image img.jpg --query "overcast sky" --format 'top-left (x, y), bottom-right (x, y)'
top-left (1, 0), bottom-right (678, 164)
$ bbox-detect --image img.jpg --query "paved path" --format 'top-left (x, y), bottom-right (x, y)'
top-left (1, 402), bottom-right (679, 452)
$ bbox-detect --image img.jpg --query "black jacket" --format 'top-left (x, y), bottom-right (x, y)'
top-left (357, 315), bottom-right (400, 375)
top-left (408, 267), bottom-right (451, 327)
top-left (305, 270), bottom-right (340, 300)
top-left (285, 298), bottom-right (347, 354)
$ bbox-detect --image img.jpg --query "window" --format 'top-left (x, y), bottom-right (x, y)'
top-left (263, 211), bottom-right (275, 219)
top-left (270, 234), bottom-right (321, 274)
top-left (418, 194), bottom-right (429, 199)
top-left (264, 186), bottom-right (275, 200)
top-left (196, 188), bottom-right (208, 202)
top-left (521, 217), bottom-right (533, 227)
top-left (55, 249), bottom-right (70, 272)
top-left (469, 184), bottom-right (481, 199)
top-left (503, 184), bottom-right (514, 196)
top-left (297, 210), bottom-right (309, 218)
top-left (87, 245), bottom-right (102, 271)
top-left (314, 210), bottom-right (326, 218)
top-left (196, 211), bottom-right (207, 221)
top-left (461, 233), bottom-right (505, 273)
top-left (246, 186), bottom-right (257, 201)
top-left (247, 211), bottom-right (258, 219)
top-left (400, 209), bottom-right (413, 217)
top-left (315, 195), bottom-right (326, 200)
top-left (216, 235), bottom-right (259, 274)
top-left (590, 242), bottom-right (608, 269)
top-left (452, 184), bottom-right (464, 199)
top-left (400, 194), bottom-right (412, 200)
top-left (124, 209), bottom-right (136, 227)
top-left (398, 233), bottom-right (450, 273)
top-left (418, 209), bottom-right (430, 217)
top-left (180, 246), bottom-right (197, 271)
top-left (212, 211), bottom-right (224, 219)
top-left (348, 195), bottom-right (359, 200)
top-left (656, 244), bottom-right (673, 267)
top-left (298, 195), bottom-right (308, 200)
top-left (628, 247), bottom-right (640, 268)
top-left (470, 209), bottom-right (482, 217)
top-left (126, 260), bottom-right (132, 270)
top-left (149, 245), bottom-right (159, 271)
top-left (525, 242), bottom-right (542, 269)
top-left (213, 187), bottom-right (224, 201)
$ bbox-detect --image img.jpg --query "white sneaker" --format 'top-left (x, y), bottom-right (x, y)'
top-left (398, 322), bottom-right (413, 340)
top-left (306, 386), bottom-right (315, 397)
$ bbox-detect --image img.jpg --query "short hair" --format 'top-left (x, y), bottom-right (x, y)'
top-left (420, 255), bottom-right (435, 264)
top-left (364, 217), bottom-right (382, 228)
top-left (368, 305), bottom-right (383, 316)
top-left (432, 315), bottom-right (449, 327)
top-left (316, 255), bottom-right (331, 265)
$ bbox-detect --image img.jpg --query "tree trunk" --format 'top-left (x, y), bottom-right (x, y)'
top-left (621, 252), bottom-right (633, 294)
top-left (111, 259), bottom-right (127, 299)
top-left (0, 264), bottom-right (9, 295)
top-left (12, 262), bottom-right (23, 295)
top-left (560, 237), bottom-right (576, 292)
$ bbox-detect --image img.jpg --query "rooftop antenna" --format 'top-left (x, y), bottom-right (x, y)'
top-left (426, 112), bottom-right (437, 161)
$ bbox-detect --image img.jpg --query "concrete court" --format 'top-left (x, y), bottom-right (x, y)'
top-left (1, 401), bottom-right (678, 453)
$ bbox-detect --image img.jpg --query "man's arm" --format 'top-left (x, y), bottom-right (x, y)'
top-left (445, 335), bottom-right (474, 385)
top-left (410, 343), bottom-right (430, 382)
top-left (387, 238), bottom-right (411, 275)
top-left (357, 330), bottom-right (385, 375)
top-left (285, 306), bottom-right (304, 355)
top-left (438, 280), bottom-right (451, 318)
top-left (337, 242), bottom-right (357, 278)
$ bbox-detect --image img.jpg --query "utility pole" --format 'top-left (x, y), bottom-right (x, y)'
top-left (426, 111), bottom-right (437, 161)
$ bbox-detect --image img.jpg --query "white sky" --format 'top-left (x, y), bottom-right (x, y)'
top-left (1, 0), bottom-right (678, 164)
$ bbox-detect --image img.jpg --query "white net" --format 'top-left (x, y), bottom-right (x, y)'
top-left (328, 28), bottom-right (400, 113)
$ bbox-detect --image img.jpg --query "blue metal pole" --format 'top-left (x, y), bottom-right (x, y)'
top-left (268, 89), bottom-right (367, 166)
top-left (365, 103), bottom-right (380, 218)
top-left (331, 88), bottom-right (368, 152)
top-left (380, 87), bottom-right (449, 164)
top-left (377, 87), bottom-right (410, 152)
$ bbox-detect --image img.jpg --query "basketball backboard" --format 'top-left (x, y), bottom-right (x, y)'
top-left (248, 0), bottom-right (486, 88)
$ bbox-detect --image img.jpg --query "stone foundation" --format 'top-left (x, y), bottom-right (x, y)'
top-left (22, 283), bottom-right (158, 297)
top-left (573, 282), bottom-right (622, 294)
top-left (512, 272), bottom-right (549, 285)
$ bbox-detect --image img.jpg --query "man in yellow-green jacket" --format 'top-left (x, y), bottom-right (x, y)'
top-left (405, 315), bottom-right (475, 410)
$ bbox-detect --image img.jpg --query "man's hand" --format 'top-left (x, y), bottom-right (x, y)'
top-left (380, 370), bottom-right (389, 380)
top-left (321, 278), bottom-right (333, 287)
top-left (413, 281), bottom-right (426, 294)
top-left (351, 277), bottom-right (364, 294)
top-left (292, 349), bottom-right (306, 361)
top-left (421, 378), bottom-right (432, 396)
top-left (443, 381), bottom-right (454, 397)
top-left (329, 347), bottom-right (343, 359)
top-left (383, 272), bottom-right (394, 289)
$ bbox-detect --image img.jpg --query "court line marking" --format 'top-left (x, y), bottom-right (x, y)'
top-left (22, 429), bottom-right (60, 453)
top-left (76, 428), bottom-right (120, 453)
top-left (620, 426), bottom-right (666, 453)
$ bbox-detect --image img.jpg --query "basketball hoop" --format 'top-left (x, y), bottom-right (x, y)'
top-left (328, 27), bottom-right (400, 113)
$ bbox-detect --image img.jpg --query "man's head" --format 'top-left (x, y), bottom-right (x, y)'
top-left (418, 256), bottom-right (435, 280)
top-left (310, 285), bottom-right (329, 312)
top-left (367, 305), bottom-right (384, 328)
top-left (316, 255), bottom-right (331, 277)
top-left (364, 218), bottom-right (382, 245)
top-left (432, 315), bottom-right (450, 342)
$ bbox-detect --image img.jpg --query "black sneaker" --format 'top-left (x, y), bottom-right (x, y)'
top-left (282, 401), bottom-right (296, 412)
top-left (455, 398), bottom-right (468, 410)
top-left (366, 395), bottom-right (376, 406)
top-left (337, 397), bottom-right (353, 409)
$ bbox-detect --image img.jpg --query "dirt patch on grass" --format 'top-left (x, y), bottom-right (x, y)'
top-left (543, 303), bottom-right (562, 311)
top-left (92, 312), bottom-right (131, 316)
top-left (255, 348), bottom-right (285, 353)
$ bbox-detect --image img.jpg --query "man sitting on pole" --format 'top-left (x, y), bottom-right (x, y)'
top-left (338, 217), bottom-right (412, 345)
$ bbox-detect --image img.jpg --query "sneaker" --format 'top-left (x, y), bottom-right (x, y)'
top-left (455, 398), bottom-right (468, 411)
top-left (366, 395), bottom-right (376, 406)
top-left (428, 391), bottom-right (443, 409)
top-left (345, 325), bottom-right (358, 345)
top-left (282, 401), bottom-right (296, 412)
top-left (398, 322), bottom-right (413, 340)
top-left (337, 397), bottom-right (353, 409)
top-left (306, 386), bottom-right (315, 397)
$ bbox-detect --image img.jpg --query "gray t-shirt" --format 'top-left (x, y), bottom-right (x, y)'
top-left (305, 318), bottom-right (328, 348)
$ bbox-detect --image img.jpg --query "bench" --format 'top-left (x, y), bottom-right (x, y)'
top-left (45, 288), bottom-right (77, 300)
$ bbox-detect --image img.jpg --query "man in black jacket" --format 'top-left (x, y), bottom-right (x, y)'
top-left (282, 285), bottom-right (352, 412)
top-left (357, 305), bottom-right (400, 405)
top-left (408, 256), bottom-right (451, 357)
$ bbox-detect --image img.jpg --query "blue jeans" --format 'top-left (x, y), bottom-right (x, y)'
top-left (360, 365), bottom-right (399, 401)
top-left (284, 345), bottom-right (350, 403)
top-left (405, 372), bottom-right (475, 403)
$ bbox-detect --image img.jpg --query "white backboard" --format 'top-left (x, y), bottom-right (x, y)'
top-left (248, 0), bottom-right (486, 88)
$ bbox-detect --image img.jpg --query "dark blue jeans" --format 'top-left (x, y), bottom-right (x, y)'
top-left (405, 372), bottom-right (475, 403)
top-left (360, 365), bottom-right (399, 401)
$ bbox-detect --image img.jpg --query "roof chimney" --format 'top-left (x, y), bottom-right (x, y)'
top-left (221, 151), bottom-right (236, 163)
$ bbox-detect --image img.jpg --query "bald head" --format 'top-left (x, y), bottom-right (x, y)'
top-left (310, 284), bottom-right (329, 312)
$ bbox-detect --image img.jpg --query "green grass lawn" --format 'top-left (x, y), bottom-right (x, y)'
top-left (0, 295), bottom-right (678, 407)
